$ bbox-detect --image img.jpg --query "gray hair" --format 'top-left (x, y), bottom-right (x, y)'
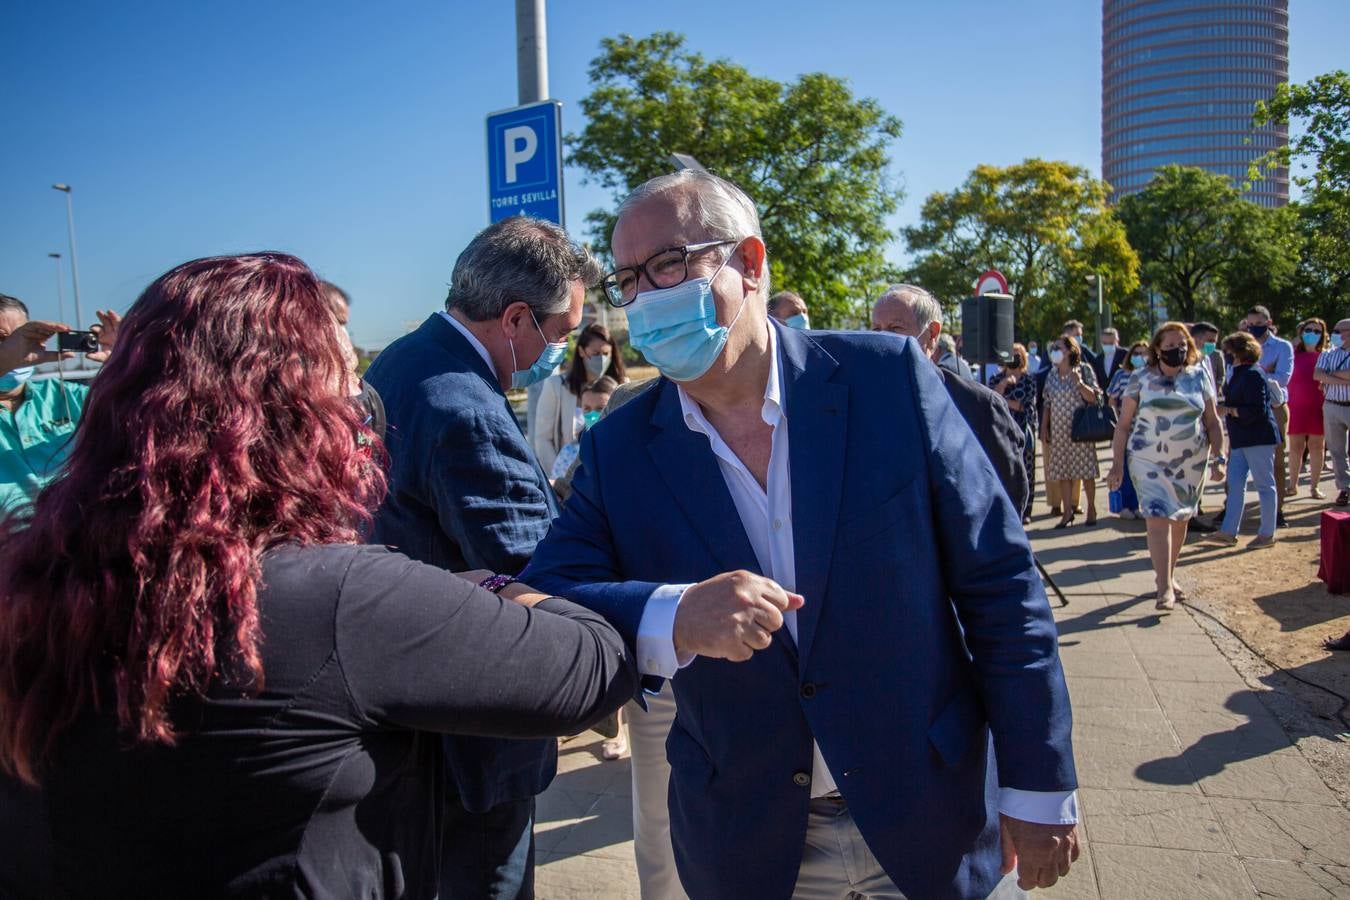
top-left (936, 332), bottom-right (957, 355)
top-left (767, 291), bottom-right (803, 315)
top-left (617, 171), bottom-right (770, 296)
top-left (0, 294), bottom-right (29, 318)
top-left (876, 283), bottom-right (942, 333)
top-left (618, 170), bottom-right (763, 241)
top-left (446, 217), bottom-right (601, 322)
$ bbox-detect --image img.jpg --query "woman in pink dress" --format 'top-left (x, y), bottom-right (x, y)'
top-left (1288, 317), bottom-right (1328, 498)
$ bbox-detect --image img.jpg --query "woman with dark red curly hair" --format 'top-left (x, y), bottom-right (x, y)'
top-left (0, 253), bottom-right (634, 898)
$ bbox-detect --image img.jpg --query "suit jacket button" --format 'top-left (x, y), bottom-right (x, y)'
top-left (800, 683), bottom-right (817, 699)
top-left (792, 771), bottom-right (811, 787)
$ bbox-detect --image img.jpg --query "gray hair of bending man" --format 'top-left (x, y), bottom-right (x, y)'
top-left (936, 332), bottom-right (957, 355)
top-left (0, 294), bottom-right (30, 318)
top-left (876, 284), bottom-right (942, 332)
top-left (446, 216), bottom-right (601, 321)
top-left (617, 170), bottom-right (770, 296)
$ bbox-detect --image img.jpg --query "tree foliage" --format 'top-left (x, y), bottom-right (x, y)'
top-left (1116, 165), bottom-right (1251, 325)
top-left (1251, 70), bottom-right (1350, 320)
top-left (567, 32), bottom-right (904, 327)
top-left (902, 159), bottom-right (1140, 342)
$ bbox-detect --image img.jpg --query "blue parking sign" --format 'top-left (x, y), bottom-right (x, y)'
top-left (486, 100), bottom-right (564, 225)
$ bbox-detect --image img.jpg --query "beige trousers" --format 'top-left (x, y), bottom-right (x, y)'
top-left (625, 692), bottom-right (687, 900)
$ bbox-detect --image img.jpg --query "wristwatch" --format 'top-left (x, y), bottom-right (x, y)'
top-left (1209, 455), bottom-right (1227, 465)
top-left (478, 574), bottom-right (518, 594)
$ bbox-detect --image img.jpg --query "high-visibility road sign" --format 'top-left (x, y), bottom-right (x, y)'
top-left (486, 100), bottom-right (564, 225)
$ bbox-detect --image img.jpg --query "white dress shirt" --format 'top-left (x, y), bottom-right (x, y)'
top-left (635, 325), bottom-right (1078, 823)
top-left (438, 310), bottom-right (496, 376)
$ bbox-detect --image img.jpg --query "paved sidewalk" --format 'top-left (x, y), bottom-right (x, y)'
top-left (535, 497), bottom-right (1350, 899)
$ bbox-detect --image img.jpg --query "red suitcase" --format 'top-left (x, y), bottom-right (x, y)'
top-left (1317, 510), bottom-right (1350, 594)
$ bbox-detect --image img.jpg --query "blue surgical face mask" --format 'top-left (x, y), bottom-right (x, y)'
top-left (582, 409), bottom-right (602, 430)
top-left (1332, 333), bottom-right (1344, 349)
top-left (783, 313), bottom-right (809, 330)
top-left (0, 365), bottom-right (34, 393)
top-left (1202, 341), bottom-right (1217, 356)
top-left (510, 311), bottom-right (569, 390)
top-left (626, 246), bottom-right (747, 382)
top-left (1303, 331), bottom-right (1322, 346)
top-left (1130, 354), bottom-right (1147, 369)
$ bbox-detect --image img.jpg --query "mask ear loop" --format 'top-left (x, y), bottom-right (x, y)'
top-left (713, 240), bottom-right (753, 336)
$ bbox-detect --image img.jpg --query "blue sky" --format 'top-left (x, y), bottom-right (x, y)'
top-left (3, 1), bottom-right (1346, 347)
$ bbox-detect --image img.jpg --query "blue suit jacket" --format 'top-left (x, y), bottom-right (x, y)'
top-left (522, 324), bottom-right (1075, 899)
top-left (366, 313), bottom-right (559, 812)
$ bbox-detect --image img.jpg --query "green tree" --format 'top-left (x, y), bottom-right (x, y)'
top-left (902, 158), bottom-right (1139, 341)
top-left (1116, 166), bottom-right (1249, 325)
top-left (567, 32), bottom-right (904, 327)
top-left (1251, 70), bottom-right (1350, 195)
top-left (1251, 71), bottom-right (1350, 319)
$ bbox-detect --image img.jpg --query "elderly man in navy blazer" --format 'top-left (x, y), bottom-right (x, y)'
top-left (366, 216), bottom-right (597, 899)
top-left (522, 172), bottom-right (1078, 899)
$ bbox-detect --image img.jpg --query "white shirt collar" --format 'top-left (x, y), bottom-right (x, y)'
top-left (676, 322), bottom-right (783, 435)
top-left (438, 310), bottom-right (497, 377)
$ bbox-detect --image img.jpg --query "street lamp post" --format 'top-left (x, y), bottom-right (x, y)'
top-left (48, 252), bottom-right (68, 374)
top-left (51, 184), bottom-right (86, 370)
top-left (47, 252), bottom-right (66, 324)
top-left (51, 184), bottom-right (85, 335)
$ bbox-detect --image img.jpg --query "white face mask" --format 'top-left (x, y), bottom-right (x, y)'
top-left (1049, 349), bottom-right (1065, 366)
top-left (1101, 342), bottom-right (1116, 353)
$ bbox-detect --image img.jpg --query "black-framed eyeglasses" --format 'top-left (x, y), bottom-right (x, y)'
top-left (601, 239), bottom-right (738, 308)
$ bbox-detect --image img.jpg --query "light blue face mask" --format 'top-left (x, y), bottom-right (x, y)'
top-left (1303, 331), bottom-right (1322, 346)
top-left (0, 365), bottom-right (34, 393)
top-left (1130, 354), bottom-right (1148, 369)
top-left (626, 246), bottom-right (747, 382)
top-left (510, 310), bottom-right (569, 390)
top-left (1332, 333), bottom-right (1345, 350)
top-left (783, 313), bottom-right (809, 330)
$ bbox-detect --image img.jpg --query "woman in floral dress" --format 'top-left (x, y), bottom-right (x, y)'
top-left (1040, 335), bottom-right (1102, 528)
top-left (1107, 322), bottom-right (1226, 610)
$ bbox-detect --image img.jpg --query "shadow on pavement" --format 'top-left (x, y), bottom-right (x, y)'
top-left (1134, 690), bottom-right (1294, 786)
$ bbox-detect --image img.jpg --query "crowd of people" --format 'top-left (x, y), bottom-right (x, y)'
top-left (0, 168), bottom-right (1345, 899)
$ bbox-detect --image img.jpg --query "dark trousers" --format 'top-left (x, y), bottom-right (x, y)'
top-left (440, 790), bottom-right (536, 900)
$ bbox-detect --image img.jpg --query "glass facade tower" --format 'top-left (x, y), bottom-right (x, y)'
top-left (1102, 0), bottom-right (1289, 207)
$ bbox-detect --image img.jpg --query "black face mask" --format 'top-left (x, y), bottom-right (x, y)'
top-left (1159, 347), bottom-right (1187, 367)
top-left (1247, 324), bottom-right (1269, 339)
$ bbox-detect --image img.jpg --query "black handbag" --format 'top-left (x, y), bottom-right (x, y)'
top-left (1071, 399), bottom-right (1117, 444)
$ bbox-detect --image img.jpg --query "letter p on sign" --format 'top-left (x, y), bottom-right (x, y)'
top-left (503, 125), bottom-right (538, 184)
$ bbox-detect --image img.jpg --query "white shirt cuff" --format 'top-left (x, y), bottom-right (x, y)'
top-left (635, 584), bottom-right (697, 679)
top-left (998, 788), bottom-right (1079, 825)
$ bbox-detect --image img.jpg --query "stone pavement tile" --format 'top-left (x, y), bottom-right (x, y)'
top-left (1091, 844), bottom-right (1255, 900)
top-left (1150, 682), bottom-right (1285, 744)
top-left (1075, 739), bottom-right (1199, 793)
top-left (1056, 626), bottom-right (1136, 655)
top-left (537, 787), bottom-right (599, 825)
top-left (1078, 787), bottom-right (1231, 853)
top-left (536, 849), bottom-right (639, 900)
top-left (1068, 676), bottom-right (1161, 711)
top-left (1122, 630), bottom-right (1222, 656)
top-left (1058, 650), bottom-right (1146, 680)
top-left (1186, 744), bottom-right (1340, 806)
top-left (1210, 798), bottom-right (1350, 865)
top-left (555, 736), bottom-right (605, 773)
top-left (1134, 651), bottom-right (1246, 684)
top-left (1242, 858), bottom-right (1350, 899)
top-left (1071, 706), bottom-right (1180, 749)
top-left (549, 794), bottom-right (636, 861)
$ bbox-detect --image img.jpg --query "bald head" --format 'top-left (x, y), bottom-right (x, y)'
top-left (871, 284), bottom-right (942, 357)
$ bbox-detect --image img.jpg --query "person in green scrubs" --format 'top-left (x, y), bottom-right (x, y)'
top-left (0, 294), bottom-right (118, 514)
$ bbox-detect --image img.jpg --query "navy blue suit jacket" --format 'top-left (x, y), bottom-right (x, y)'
top-left (522, 324), bottom-right (1075, 899)
top-left (366, 313), bottom-right (559, 812)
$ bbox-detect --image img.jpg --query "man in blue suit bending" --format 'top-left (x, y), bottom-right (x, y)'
top-left (366, 217), bottom-right (597, 899)
top-left (521, 172), bottom-right (1079, 899)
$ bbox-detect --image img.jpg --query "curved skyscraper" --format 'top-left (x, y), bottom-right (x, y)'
top-left (1102, 0), bottom-right (1289, 207)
